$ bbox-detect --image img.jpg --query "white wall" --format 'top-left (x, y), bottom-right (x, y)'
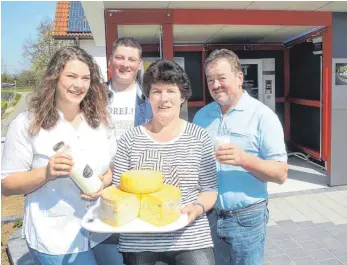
top-left (80, 40), bottom-right (108, 81)
top-left (330, 13), bottom-right (347, 186)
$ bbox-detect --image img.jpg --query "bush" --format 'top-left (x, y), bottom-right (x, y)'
top-left (13, 94), bottom-right (22, 105)
top-left (1, 100), bottom-right (7, 109)
top-left (1, 93), bottom-right (22, 119)
top-left (13, 219), bottom-right (23, 228)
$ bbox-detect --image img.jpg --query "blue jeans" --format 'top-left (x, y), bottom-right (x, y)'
top-left (123, 248), bottom-right (215, 265)
top-left (28, 242), bottom-right (124, 265)
top-left (209, 200), bottom-right (269, 265)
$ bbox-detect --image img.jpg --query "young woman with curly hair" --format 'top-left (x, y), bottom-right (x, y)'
top-left (1, 46), bottom-right (123, 265)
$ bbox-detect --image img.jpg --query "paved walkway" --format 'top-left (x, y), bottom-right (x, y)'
top-left (210, 157), bottom-right (347, 265)
top-left (265, 188), bottom-right (347, 265)
top-left (1, 92), bottom-right (31, 137)
top-left (209, 187), bottom-right (347, 265)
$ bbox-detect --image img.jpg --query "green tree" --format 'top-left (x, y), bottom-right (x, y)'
top-left (15, 70), bottom-right (37, 87)
top-left (22, 17), bottom-right (73, 84)
top-left (1, 72), bottom-right (14, 83)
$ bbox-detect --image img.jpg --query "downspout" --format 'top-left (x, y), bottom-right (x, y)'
top-left (75, 37), bottom-right (80, 47)
top-left (159, 25), bottom-right (163, 58)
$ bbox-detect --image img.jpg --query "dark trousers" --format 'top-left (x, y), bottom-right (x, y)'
top-left (122, 247), bottom-right (215, 265)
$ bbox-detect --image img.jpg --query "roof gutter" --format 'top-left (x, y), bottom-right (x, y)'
top-left (52, 35), bottom-right (93, 41)
top-left (283, 26), bottom-right (327, 48)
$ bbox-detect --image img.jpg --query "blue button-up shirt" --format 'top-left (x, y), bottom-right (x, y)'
top-left (193, 91), bottom-right (287, 210)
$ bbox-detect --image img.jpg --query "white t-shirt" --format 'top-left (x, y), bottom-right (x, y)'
top-left (1, 111), bottom-right (114, 254)
top-left (108, 84), bottom-right (137, 142)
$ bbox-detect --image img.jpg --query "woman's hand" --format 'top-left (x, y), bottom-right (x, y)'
top-left (46, 152), bottom-right (74, 181)
top-left (80, 174), bottom-right (104, 201)
top-left (181, 204), bottom-right (203, 224)
top-left (80, 167), bottom-right (112, 201)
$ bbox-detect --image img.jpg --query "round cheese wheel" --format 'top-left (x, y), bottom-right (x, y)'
top-left (120, 170), bottom-right (164, 194)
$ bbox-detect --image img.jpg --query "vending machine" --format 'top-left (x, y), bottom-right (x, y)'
top-left (240, 58), bottom-right (276, 112)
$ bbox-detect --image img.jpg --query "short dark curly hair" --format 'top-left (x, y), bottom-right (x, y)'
top-left (142, 59), bottom-right (192, 101)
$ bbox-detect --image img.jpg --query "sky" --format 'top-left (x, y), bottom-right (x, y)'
top-left (1, 1), bottom-right (57, 75)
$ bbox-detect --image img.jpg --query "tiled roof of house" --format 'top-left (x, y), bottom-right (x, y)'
top-left (53, 1), bottom-right (93, 38)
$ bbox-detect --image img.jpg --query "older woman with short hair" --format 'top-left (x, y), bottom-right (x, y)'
top-left (112, 59), bottom-right (218, 265)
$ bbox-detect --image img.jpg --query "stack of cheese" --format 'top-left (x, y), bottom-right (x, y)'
top-left (100, 170), bottom-right (182, 227)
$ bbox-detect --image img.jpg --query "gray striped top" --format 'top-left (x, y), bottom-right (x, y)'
top-left (112, 121), bottom-right (217, 252)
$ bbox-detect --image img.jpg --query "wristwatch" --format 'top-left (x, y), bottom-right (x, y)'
top-left (193, 202), bottom-right (206, 215)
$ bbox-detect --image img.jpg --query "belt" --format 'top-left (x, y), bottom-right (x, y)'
top-left (215, 199), bottom-right (267, 217)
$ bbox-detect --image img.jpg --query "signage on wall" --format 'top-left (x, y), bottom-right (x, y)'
top-left (335, 63), bottom-right (347, 86)
top-left (265, 80), bottom-right (272, 94)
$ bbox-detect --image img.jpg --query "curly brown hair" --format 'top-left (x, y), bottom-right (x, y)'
top-left (28, 46), bottom-right (109, 136)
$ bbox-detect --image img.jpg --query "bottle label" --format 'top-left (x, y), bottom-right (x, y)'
top-left (83, 165), bottom-right (93, 179)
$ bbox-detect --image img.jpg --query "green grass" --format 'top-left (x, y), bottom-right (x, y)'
top-left (13, 219), bottom-right (23, 228)
top-left (1, 87), bottom-right (33, 93)
top-left (12, 94), bottom-right (22, 105)
top-left (1, 100), bottom-right (7, 109)
top-left (1, 93), bottom-right (22, 119)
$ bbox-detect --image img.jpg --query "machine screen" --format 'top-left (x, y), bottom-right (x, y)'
top-left (241, 64), bottom-right (259, 99)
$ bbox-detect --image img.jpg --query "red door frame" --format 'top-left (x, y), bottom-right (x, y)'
top-left (282, 26), bottom-right (332, 168)
top-left (322, 27), bottom-right (332, 172)
top-left (284, 49), bottom-right (290, 143)
top-left (104, 8), bottom-right (333, 172)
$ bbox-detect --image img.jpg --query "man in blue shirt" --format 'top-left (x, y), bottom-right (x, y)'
top-left (193, 49), bottom-right (288, 265)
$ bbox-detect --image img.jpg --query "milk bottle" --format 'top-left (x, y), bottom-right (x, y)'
top-left (53, 141), bottom-right (103, 195)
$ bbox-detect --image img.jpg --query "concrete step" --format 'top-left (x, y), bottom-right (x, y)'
top-left (6, 230), bottom-right (35, 265)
